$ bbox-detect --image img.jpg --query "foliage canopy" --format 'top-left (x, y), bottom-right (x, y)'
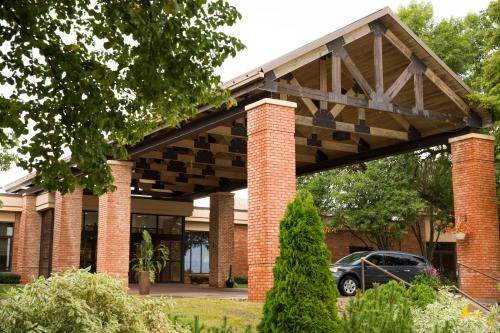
top-left (0, 0), bottom-right (244, 194)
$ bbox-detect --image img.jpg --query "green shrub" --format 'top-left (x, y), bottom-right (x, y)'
top-left (257, 190), bottom-right (341, 333)
top-left (412, 289), bottom-right (500, 333)
top-left (0, 272), bottom-right (21, 284)
top-left (234, 276), bottom-right (247, 285)
top-left (190, 275), bottom-right (209, 285)
top-left (342, 281), bottom-right (414, 333)
top-left (0, 269), bottom-right (188, 333)
top-left (413, 273), bottom-right (441, 287)
top-left (407, 284), bottom-right (437, 308)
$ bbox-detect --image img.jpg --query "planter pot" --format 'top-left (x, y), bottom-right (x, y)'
top-left (138, 271), bottom-right (151, 295)
top-left (453, 232), bottom-right (466, 240)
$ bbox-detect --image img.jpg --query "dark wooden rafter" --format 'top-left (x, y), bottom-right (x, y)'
top-left (298, 114), bottom-right (409, 141)
top-left (128, 91), bottom-right (269, 157)
top-left (382, 25), bottom-right (471, 115)
top-left (263, 80), bottom-right (467, 126)
top-left (328, 37), bottom-right (375, 99)
top-left (297, 126), bottom-right (472, 175)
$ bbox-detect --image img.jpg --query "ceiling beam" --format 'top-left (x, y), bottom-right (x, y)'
top-left (128, 91), bottom-right (269, 157)
top-left (295, 136), bottom-right (359, 153)
top-left (297, 126), bottom-right (472, 175)
top-left (296, 114), bottom-right (409, 141)
top-left (262, 80), bottom-right (470, 127)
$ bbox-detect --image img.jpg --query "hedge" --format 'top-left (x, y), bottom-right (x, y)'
top-left (0, 272), bottom-right (21, 284)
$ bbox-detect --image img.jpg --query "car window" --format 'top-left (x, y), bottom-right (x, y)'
top-left (398, 255), bottom-right (420, 266)
top-left (366, 254), bottom-right (384, 266)
top-left (384, 254), bottom-right (405, 266)
top-left (413, 256), bottom-right (427, 265)
top-left (336, 251), bottom-right (370, 265)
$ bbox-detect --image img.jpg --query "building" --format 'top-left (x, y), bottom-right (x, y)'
top-left (0, 7), bottom-right (499, 301)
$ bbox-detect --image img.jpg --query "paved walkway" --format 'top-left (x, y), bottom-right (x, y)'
top-left (128, 283), bottom-right (248, 300)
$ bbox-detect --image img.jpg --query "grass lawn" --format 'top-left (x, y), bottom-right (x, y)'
top-left (170, 298), bottom-right (262, 331)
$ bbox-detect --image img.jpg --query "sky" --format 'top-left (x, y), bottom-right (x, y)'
top-left (0, 0), bottom-right (492, 204)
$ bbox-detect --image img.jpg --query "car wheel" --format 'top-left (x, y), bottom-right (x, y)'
top-left (340, 276), bottom-right (358, 296)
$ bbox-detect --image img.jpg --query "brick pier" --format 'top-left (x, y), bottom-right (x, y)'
top-left (246, 98), bottom-right (297, 302)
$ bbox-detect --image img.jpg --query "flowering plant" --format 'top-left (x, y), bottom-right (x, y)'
top-left (446, 223), bottom-right (468, 234)
top-left (446, 214), bottom-right (469, 235)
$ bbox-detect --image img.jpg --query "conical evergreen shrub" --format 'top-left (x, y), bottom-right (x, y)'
top-left (257, 190), bottom-right (341, 333)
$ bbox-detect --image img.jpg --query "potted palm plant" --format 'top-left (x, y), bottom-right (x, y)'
top-left (130, 230), bottom-right (169, 295)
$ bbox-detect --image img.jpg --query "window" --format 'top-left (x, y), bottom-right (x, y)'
top-left (131, 214), bottom-right (157, 234)
top-left (0, 223), bottom-right (14, 272)
top-left (367, 254), bottom-right (384, 266)
top-left (184, 232), bottom-right (209, 274)
top-left (130, 214), bottom-right (184, 283)
top-left (80, 211), bottom-right (98, 272)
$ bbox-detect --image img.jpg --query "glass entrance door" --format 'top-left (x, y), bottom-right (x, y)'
top-left (130, 214), bottom-right (184, 283)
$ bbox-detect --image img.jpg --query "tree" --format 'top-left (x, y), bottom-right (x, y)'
top-left (398, 1), bottom-right (500, 206)
top-left (403, 150), bottom-right (454, 260)
top-left (0, 1), bottom-right (244, 195)
top-left (257, 190), bottom-right (341, 333)
top-left (326, 158), bottom-right (424, 250)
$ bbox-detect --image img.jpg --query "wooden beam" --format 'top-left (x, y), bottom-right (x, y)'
top-left (297, 127), bottom-right (472, 175)
top-left (262, 80), bottom-right (466, 126)
top-left (295, 136), bottom-right (358, 153)
top-left (385, 66), bottom-right (412, 101)
top-left (330, 88), bottom-right (356, 118)
top-left (374, 31), bottom-right (384, 96)
top-left (279, 79), bottom-right (288, 100)
top-left (414, 72), bottom-right (424, 110)
top-left (343, 24), bottom-right (372, 44)
top-left (328, 38), bottom-right (375, 98)
top-left (331, 55), bottom-right (341, 95)
top-left (296, 114), bottom-right (409, 141)
top-left (319, 58), bottom-right (328, 110)
top-left (423, 67), bottom-right (469, 114)
top-left (290, 77), bottom-right (318, 115)
top-left (383, 28), bottom-right (469, 115)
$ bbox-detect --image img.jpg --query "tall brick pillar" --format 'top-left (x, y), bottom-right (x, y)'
top-left (209, 192), bottom-right (235, 288)
top-left (96, 160), bottom-right (133, 284)
top-left (15, 195), bottom-right (42, 283)
top-left (450, 133), bottom-right (500, 300)
top-left (246, 98), bottom-right (297, 302)
top-left (52, 187), bottom-right (83, 274)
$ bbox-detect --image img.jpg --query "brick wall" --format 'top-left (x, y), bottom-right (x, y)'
top-left (229, 224), bottom-right (422, 279)
top-left (327, 230), bottom-right (422, 262)
top-left (232, 224), bottom-right (248, 277)
top-left (209, 192), bottom-right (234, 287)
top-left (450, 134), bottom-right (500, 299)
top-left (96, 161), bottom-right (133, 284)
top-left (247, 99), bottom-right (297, 302)
top-left (51, 187), bottom-right (83, 274)
top-left (16, 195), bottom-right (42, 283)
top-left (10, 212), bottom-right (22, 274)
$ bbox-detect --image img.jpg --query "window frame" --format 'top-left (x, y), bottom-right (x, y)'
top-left (0, 222), bottom-right (14, 272)
top-left (184, 231), bottom-right (209, 275)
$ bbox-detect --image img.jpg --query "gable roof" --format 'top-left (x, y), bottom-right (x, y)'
top-left (224, 7), bottom-right (472, 100)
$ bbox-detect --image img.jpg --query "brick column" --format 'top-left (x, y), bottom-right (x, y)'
top-left (450, 133), bottom-right (500, 299)
top-left (10, 212), bottom-right (22, 274)
top-left (209, 192), bottom-right (235, 288)
top-left (246, 98), bottom-right (297, 302)
top-left (96, 160), bottom-right (133, 284)
top-left (16, 195), bottom-right (42, 283)
top-left (51, 187), bottom-right (83, 274)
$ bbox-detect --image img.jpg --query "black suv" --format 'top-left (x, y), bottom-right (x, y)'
top-left (330, 251), bottom-right (433, 296)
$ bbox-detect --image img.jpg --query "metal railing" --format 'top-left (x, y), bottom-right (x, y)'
top-left (457, 262), bottom-right (500, 286)
top-left (360, 257), bottom-right (491, 313)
